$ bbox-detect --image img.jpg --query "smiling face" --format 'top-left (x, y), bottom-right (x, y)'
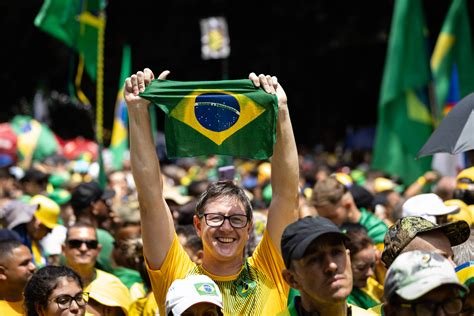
top-left (283, 234), bottom-right (353, 309)
top-left (194, 196), bottom-right (252, 264)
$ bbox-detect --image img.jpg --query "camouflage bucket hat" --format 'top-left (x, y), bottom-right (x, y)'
top-left (381, 216), bottom-right (470, 267)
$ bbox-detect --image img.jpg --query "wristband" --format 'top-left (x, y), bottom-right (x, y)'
top-left (416, 176), bottom-right (427, 186)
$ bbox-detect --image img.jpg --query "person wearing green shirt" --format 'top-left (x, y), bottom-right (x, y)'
top-left (311, 176), bottom-right (388, 245)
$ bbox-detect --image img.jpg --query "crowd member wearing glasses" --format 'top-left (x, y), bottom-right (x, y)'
top-left (125, 68), bottom-right (299, 315)
top-left (23, 265), bottom-right (88, 316)
top-left (0, 239), bottom-right (36, 316)
top-left (378, 250), bottom-right (468, 316)
top-left (62, 223), bottom-right (131, 315)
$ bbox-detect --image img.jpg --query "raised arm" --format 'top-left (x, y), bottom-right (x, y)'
top-left (249, 73), bottom-right (299, 251)
top-left (124, 69), bottom-right (175, 269)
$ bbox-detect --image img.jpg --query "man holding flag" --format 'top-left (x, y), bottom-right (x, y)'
top-left (124, 68), bottom-right (299, 315)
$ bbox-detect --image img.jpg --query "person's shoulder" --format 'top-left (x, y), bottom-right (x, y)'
top-left (350, 303), bottom-right (379, 315)
top-left (0, 299), bottom-right (25, 316)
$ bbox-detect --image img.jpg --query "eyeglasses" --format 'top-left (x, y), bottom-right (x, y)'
top-left (50, 292), bottom-right (89, 310)
top-left (400, 297), bottom-right (463, 315)
top-left (200, 213), bottom-right (249, 228)
top-left (67, 239), bottom-right (99, 249)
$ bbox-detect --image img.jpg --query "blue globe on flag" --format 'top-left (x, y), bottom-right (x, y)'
top-left (194, 93), bottom-right (240, 132)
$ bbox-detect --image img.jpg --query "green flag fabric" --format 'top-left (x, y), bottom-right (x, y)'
top-left (34, 0), bottom-right (106, 80)
top-left (110, 45), bottom-right (131, 171)
top-left (431, 0), bottom-right (474, 116)
top-left (372, 0), bottom-right (433, 185)
top-left (140, 79), bottom-right (278, 159)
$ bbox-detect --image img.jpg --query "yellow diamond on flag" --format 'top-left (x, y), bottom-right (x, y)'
top-left (170, 90), bottom-right (266, 145)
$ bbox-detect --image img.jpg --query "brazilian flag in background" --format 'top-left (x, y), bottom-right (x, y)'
top-left (140, 79), bottom-right (278, 159)
top-left (372, 0), bottom-right (433, 185)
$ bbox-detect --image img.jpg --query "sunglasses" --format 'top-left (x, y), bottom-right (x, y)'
top-left (67, 239), bottom-right (99, 249)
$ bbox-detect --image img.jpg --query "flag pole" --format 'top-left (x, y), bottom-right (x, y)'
top-left (96, 9), bottom-right (106, 189)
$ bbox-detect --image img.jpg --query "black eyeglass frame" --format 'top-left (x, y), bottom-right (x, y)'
top-left (50, 292), bottom-right (90, 310)
top-left (399, 297), bottom-right (464, 316)
top-left (199, 213), bottom-right (249, 228)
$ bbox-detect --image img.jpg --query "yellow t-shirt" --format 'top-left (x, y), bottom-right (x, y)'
top-left (147, 229), bottom-right (289, 315)
top-left (0, 300), bottom-right (24, 316)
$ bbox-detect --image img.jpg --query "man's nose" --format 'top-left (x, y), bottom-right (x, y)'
top-left (79, 242), bottom-right (89, 251)
top-left (28, 262), bottom-right (36, 272)
top-left (220, 218), bottom-right (234, 230)
top-left (324, 256), bottom-right (338, 274)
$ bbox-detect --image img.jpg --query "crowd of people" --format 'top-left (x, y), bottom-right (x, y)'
top-left (0, 68), bottom-right (473, 315)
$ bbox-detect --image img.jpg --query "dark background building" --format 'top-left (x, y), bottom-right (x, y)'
top-left (2, 0), bottom-right (473, 151)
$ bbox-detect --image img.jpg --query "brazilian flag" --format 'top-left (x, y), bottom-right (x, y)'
top-left (139, 79), bottom-right (278, 159)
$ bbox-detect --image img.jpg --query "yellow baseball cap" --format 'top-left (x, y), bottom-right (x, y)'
top-left (86, 271), bottom-right (132, 314)
top-left (374, 177), bottom-right (396, 193)
top-left (30, 195), bottom-right (60, 229)
top-left (334, 172), bottom-right (353, 188)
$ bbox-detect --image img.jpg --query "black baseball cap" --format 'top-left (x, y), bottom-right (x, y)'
top-left (281, 216), bottom-right (349, 268)
top-left (70, 181), bottom-right (115, 211)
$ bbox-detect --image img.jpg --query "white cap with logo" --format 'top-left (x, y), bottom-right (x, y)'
top-left (165, 274), bottom-right (223, 315)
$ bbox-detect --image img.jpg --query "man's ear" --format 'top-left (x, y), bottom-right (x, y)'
top-left (247, 220), bottom-right (253, 235)
top-left (193, 215), bottom-right (202, 238)
top-left (97, 244), bottom-right (103, 254)
top-left (0, 265), bottom-right (7, 281)
top-left (90, 201), bottom-right (99, 215)
top-left (282, 268), bottom-right (300, 290)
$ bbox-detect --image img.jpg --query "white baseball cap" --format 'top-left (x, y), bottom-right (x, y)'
top-left (402, 193), bottom-right (459, 223)
top-left (166, 275), bottom-right (223, 315)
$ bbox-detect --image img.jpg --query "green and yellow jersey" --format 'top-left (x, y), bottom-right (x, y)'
top-left (147, 229), bottom-right (289, 315)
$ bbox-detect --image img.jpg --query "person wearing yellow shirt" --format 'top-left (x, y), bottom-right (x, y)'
top-left (0, 239), bottom-right (36, 316)
top-left (63, 223), bottom-right (132, 315)
top-left (124, 68), bottom-right (299, 315)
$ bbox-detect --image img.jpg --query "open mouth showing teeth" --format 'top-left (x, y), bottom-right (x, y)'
top-left (217, 237), bottom-right (234, 243)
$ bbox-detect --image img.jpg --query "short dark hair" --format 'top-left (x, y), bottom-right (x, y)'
top-left (24, 265), bottom-right (83, 316)
top-left (344, 228), bottom-right (374, 257)
top-left (195, 181), bottom-right (253, 220)
top-left (0, 239), bottom-right (24, 261)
